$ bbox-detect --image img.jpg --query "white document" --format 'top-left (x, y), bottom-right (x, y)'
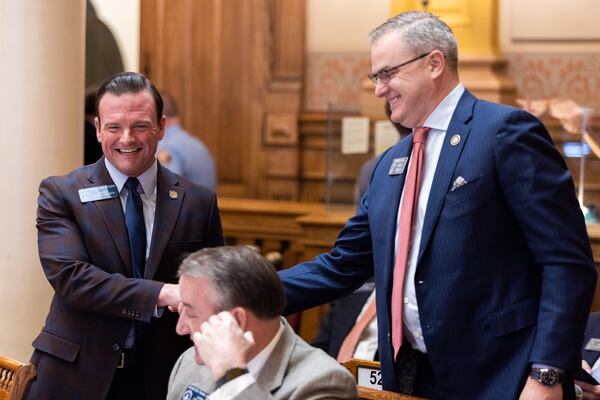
top-left (341, 117), bottom-right (370, 154)
top-left (374, 120), bottom-right (399, 155)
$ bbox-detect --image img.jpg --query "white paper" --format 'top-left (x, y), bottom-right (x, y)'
top-left (341, 117), bottom-right (370, 154)
top-left (374, 120), bottom-right (400, 155)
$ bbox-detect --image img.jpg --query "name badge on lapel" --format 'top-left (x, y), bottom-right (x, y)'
top-left (389, 157), bottom-right (408, 176)
top-left (181, 384), bottom-right (208, 400)
top-left (78, 184), bottom-right (119, 203)
top-left (585, 338), bottom-right (600, 352)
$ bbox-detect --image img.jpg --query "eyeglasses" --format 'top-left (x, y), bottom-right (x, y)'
top-left (368, 52), bottom-right (431, 84)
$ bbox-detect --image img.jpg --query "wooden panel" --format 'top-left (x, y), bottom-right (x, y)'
top-left (299, 112), bottom-right (374, 204)
top-left (272, 0), bottom-right (305, 78)
top-left (140, 0), bottom-right (305, 199)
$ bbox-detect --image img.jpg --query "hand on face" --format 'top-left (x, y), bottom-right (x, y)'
top-left (191, 311), bottom-right (255, 380)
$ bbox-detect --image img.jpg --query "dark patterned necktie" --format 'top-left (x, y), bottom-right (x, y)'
top-left (124, 177), bottom-right (146, 279)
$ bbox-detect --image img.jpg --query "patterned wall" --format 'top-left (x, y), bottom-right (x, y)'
top-left (304, 52), bottom-right (371, 112)
top-left (506, 54), bottom-right (600, 110)
top-left (304, 51), bottom-right (600, 113)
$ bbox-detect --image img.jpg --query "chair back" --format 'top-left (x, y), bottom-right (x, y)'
top-left (0, 355), bottom-right (36, 400)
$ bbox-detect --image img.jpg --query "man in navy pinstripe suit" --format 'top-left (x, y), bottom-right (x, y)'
top-left (26, 73), bottom-right (224, 400)
top-left (280, 12), bottom-right (596, 399)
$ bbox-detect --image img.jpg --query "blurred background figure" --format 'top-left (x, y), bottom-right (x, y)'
top-left (157, 93), bottom-right (217, 191)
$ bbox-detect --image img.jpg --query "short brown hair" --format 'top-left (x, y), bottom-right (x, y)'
top-left (178, 245), bottom-right (286, 319)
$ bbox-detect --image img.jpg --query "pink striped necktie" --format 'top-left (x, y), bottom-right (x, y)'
top-left (390, 127), bottom-right (430, 360)
top-left (336, 295), bottom-right (377, 362)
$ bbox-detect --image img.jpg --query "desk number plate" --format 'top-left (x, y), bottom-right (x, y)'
top-left (357, 366), bottom-right (383, 390)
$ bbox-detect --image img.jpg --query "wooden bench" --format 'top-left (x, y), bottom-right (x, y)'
top-left (0, 355), bottom-right (36, 400)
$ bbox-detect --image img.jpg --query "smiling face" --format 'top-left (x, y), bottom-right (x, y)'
top-left (176, 275), bottom-right (219, 364)
top-left (371, 32), bottom-right (436, 129)
top-left (95, 91), bottom-right (165, 177)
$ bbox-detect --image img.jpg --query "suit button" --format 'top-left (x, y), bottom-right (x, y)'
top-left (113, 343), bottom-right (120, 352)
top-left (121, 308), bottom-right (127, 315)
top-left (387, 333), bottom-right (391, 342)
top-left (417, 280), bottom-right (424, 285)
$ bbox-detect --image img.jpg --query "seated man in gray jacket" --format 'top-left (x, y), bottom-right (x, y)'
top-left (167, 245), bottom-right (357, 400)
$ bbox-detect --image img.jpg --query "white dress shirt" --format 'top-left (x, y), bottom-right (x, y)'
top-left (394, 84), bottom-right (465, 353)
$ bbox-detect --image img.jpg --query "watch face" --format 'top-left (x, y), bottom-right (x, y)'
top-left (540, 369), bottom-right (558, 386)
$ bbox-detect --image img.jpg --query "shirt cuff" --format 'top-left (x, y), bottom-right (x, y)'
top-left (208, 373), bottom-right (254, 400)
top-left (154, 306), bottom-right (164, 318)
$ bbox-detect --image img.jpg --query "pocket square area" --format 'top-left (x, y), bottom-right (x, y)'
top-left (451, 176), bottom-right (468, 191)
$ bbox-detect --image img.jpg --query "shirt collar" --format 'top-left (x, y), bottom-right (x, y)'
top-left (104, 158), bottom-right (158, 196)
top-left (246, 321), bottom-right (285, 378)
top-left (422, 83), bottom-right (465, 132)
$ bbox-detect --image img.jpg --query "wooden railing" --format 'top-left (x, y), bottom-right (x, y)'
top-left (220, 197), bottom-right (600, 340)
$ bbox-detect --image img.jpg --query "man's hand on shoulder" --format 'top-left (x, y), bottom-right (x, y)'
top-left (157, 283), bottom-right (181, 312)
top-left (191, 311), bottom-right (255, 381)
top-left (519, 377), bottom-right (562, 400)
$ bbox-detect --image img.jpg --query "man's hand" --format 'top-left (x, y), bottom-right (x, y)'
top-left (191, 311), bottom-right (255, 381)
top-left (519, 377), bottom-right (562, 400)
top-left (157, 283), bottom-right (181, 312)
top-left (575, 360), bottom-right (600, 400)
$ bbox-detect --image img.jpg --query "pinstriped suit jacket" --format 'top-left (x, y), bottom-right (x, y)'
top-left (26, 159), bottom-right (224, 400)
top-left (281, 90), bottom-right (597, 399)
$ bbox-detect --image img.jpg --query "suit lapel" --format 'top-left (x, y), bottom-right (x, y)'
top-left (87, 158), bottom-right (131, 275)
top-left (381, 141), bottom-right (413, 297)
top-left (145, 164), bottom-right (184, 279)
top-left (417, 91), bottom-right (476, 264)
top-left (256, 319), bottom-right (295, 393)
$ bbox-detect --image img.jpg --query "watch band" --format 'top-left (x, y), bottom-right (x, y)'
top-left (530, 367), bottom-right (564, 386)
top-left (215, 367), bottom-right (249, 388)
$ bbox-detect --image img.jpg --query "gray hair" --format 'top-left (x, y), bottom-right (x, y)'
top-left (368, 11), bottom-right (458, 71)
top-left (178, 245), bottom-right (285, 319)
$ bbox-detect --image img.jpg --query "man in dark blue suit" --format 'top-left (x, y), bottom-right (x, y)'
top-left (280, 11), bottom-right (596, 400)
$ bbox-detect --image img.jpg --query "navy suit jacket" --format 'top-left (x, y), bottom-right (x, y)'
top-left (281, 90), bottom-right (597, 399)
top-left (27, 159), bottom-right (224, 400)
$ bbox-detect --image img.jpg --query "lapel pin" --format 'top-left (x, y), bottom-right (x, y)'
top-left (388, 157), bottom-right (408, 176)
top-left (450, 134), bottom-right (461, 146)
top-left (169, 190), bottom-right (178, 200)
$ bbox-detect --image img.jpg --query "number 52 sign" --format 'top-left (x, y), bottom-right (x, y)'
top-left (357, 366), bottom-right (383, 389)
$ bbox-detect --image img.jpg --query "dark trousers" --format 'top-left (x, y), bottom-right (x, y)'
top-left (394, 343), bottom-right (436, 398)
top-left (106, 349), bottom-right (146, 400)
